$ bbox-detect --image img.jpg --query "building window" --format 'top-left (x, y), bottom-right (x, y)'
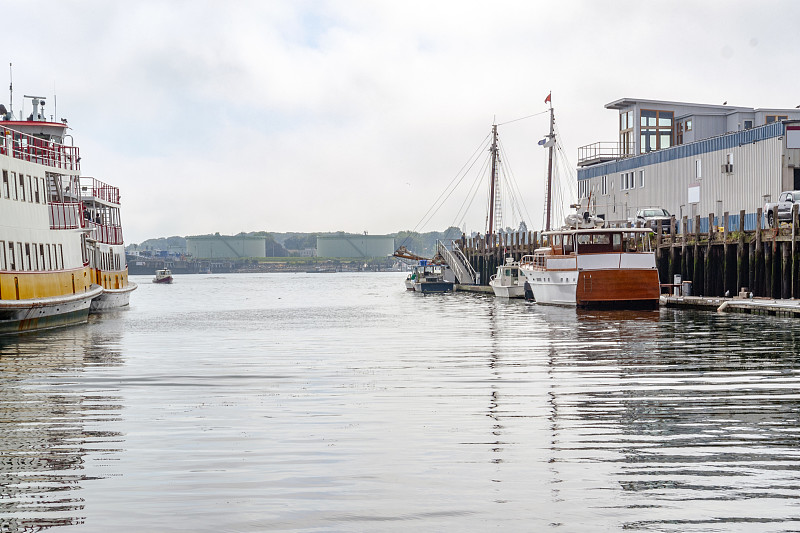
top-left (640, 109), bottom-right (674, 153)
top-left (766, 115), bottom-right (788, 124)
top-left (686, 119), bottom-right (692, 131)
top-left (696, 159), bottom-right (702, 179)
top-left (601, 175), bottom-right (608, 195)
top-left (619, 110), bottom-right (634, 156)
top-left (620, 172), bottom-right (635, 191)
top-left (676, 122), bottom-right (684, 145)
top-left (638, 170), bottom-right (645, 188)
top-left (578, 179), bottom-right (590, 199)
top-left (744, 120), bottom-right (753, 129)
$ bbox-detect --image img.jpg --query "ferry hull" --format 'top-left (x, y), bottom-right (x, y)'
top-left (90, 282), bottom-right (138, 312)
top-left (0, 286), bottom-right (104, 335)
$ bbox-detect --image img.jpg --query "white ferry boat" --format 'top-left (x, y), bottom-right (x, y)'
top-left (519, 221), bottom-right (659, 308)
top-left (81, 177), bottom-right (137, 311)
top-left (0, 94), bottom-right (133, 333)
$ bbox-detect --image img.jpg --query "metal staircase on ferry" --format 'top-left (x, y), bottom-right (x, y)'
top-left (436, 240), bottom-right (478, 285)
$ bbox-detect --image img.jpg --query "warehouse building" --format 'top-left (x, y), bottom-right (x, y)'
top-left (186, 234), bottom-right (267, 259)
top-left (316, 234), bottom-right (395, 258)
top-left (577, 98), bottom-right (800, 230)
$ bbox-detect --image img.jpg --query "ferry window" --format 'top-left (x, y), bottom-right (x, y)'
top-left (46, 244), bottom-right (52, 270)
top-left (39, 178), bottom-right (46, 203)
top-left (39, 244), bottom-right (45, 270)
top-left (34, 177), bottom-right (40, 203)
top-left (11, 172), bottom-right (17, 200)
top-left (0, 241), bottom-right (5, 269)
top-left (17, 243), bottom-right (24, 271)
top-left (18, 174), bottom-right (25, 202)
top-left (25, 243), bottom-right (31, 271)
top-left (8, 242), bottom-right (15, 270)
top-left (26, 176), bottom-right (32, 202)
top-left (58, 244), bottom-right (64, 270)
top-left (1, 170), bottom-right (7, 198)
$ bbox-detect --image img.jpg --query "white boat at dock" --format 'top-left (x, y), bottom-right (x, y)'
top-left (489, 257), bottom-right (525, 298)
top-left (519, 212), bottom-right (659, 308)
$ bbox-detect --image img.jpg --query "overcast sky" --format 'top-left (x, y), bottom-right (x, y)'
top-left (4, 1), bottom-right (799, 243)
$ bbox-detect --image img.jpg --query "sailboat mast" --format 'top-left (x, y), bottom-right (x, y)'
top-left (488, 124), bottom-right (498, 235)
top-left (545, 102), bottom-right (555, 231)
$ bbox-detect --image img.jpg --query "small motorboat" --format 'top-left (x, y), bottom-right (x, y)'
top-left (489, 257), bottom-right (525, 298)
top-left (153, 268), bottom-right (173, 284)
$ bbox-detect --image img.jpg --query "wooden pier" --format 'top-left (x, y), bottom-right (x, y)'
top-left (457, 206), bottom-right (800, 301)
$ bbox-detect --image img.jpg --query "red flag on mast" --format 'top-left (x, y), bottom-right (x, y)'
top-left (544, 92), bottom-right (551, 104)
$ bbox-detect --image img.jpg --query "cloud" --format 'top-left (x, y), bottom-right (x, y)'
top-left (3, 0), bottom-right (799, 243)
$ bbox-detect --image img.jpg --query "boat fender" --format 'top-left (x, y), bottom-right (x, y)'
top-left (717, 301), bottom-right (729, 313)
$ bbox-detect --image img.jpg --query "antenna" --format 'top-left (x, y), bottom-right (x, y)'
top-left (8, 62), bottom-right (12, 118)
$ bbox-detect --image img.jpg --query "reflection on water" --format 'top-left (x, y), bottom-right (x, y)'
top-left (2, 274), bottom-right (800, 531)
top-left (0, 325), bottom-right (124, 530)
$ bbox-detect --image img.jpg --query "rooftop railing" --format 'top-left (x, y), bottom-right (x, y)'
top-left (0, 127), bottom-right (81, 172)
top-left (577, 141), bottom-right (635, 167)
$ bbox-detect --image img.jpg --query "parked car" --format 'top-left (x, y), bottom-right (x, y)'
top-left (764, 190), bottom-right (800, 227)
top-left (632, 208), bottom-right (673, 233)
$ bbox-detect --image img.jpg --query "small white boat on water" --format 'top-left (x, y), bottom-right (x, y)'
top-left (489, 257), bottom-right (526, 298)
top-left (153, 269), bottom-right (173, 284)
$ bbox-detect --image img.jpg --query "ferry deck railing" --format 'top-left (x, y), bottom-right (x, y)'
top-left (49, 202), bottom-right (84, 230)
top-left (80, 177), bottom-right (120, 204)
top-left (0, 127), bottom-right (81, 172)
top-left (85, 220), bottom-right (123, 245)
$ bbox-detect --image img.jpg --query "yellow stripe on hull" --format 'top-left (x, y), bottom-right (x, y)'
top-left (0, 268), bottom-right (92, 300)
top-left (90, 268), bottom-right (131, 290)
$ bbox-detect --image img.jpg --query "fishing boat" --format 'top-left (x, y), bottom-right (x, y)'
top-left (153, 268), bottom-right (173, 284)
top-left (0, 93), bottom-right (115, 334)
top-left (82, 178), bottom-right (137, 311)
top-left (489, 257), bottom-right (525, 298)
top-left (519, 207), bottom-right (660, 308)
top-left (411, 262), bottom-right (454, 293)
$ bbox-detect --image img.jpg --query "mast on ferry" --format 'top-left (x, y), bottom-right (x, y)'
top-left (545, 93), bottom-right (555, 232)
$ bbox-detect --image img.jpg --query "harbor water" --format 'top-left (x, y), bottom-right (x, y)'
top-left (2, 272), bottom-right (800, 532)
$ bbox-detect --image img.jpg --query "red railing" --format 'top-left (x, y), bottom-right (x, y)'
top-left (0, 127), bottom-right (81, 171)
top-left (49, 202), bottom-right (85, 229)
top-left (86, 220), bottom-right (123, 245)
top-left (80, 177), bottom-right (120, 204)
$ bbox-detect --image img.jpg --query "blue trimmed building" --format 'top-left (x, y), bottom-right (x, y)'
top-left (576, 99), bottom-right (800, 231)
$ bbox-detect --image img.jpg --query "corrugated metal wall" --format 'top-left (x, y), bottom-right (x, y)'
top-left (578, 123), bottom-right (785, 230)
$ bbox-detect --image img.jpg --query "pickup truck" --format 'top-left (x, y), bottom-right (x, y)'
top-left (764, 190), bottom-right (800, 227)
